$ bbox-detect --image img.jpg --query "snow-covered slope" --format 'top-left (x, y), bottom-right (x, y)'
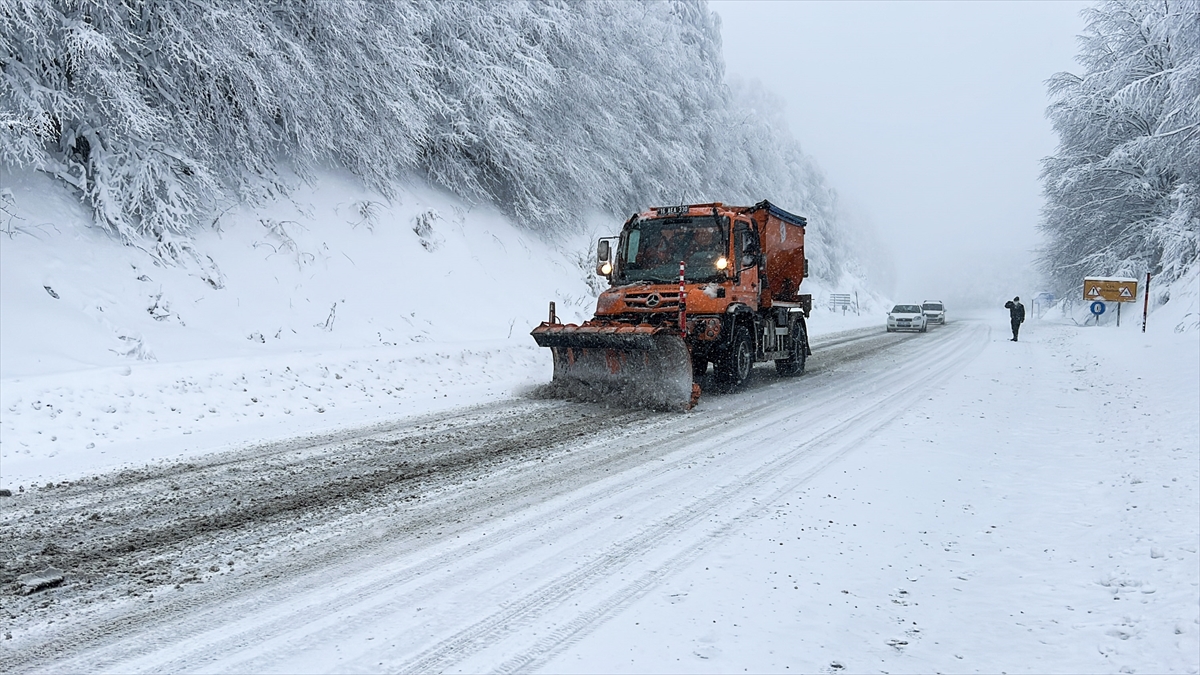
top-left (0, 168), bottom-right (882, 488)
top-left (1, 168), bottom-right (603, 376)
top-left (1, 166), bottom-right (603, 484)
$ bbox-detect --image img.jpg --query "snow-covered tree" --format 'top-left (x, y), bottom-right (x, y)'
top-left (1040, 0), bottom-right (1200, 291)
top-left (2, 0), bottom-right (865, 279)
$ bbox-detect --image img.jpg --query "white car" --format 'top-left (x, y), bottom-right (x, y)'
top-left (921, 301), bottom-right (946, 325)
top-left (887, 304), bottom-right (928, 332)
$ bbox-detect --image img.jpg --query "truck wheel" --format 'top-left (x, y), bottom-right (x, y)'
top-left (775, 321), bottom-right (807, 376)
top-left (715, 326), bottom-right (753, 388)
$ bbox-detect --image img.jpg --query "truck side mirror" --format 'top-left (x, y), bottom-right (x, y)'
top-left (596, 239), bottom-right (613, 277)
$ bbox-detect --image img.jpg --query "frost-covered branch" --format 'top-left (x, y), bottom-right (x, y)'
top-left (1039, 0), bottom-right (1200, 292)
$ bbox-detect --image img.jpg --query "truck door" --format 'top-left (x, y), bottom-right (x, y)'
top-left (733, 220), bottom-right (761, 309)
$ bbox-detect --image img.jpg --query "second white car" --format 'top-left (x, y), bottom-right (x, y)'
top-left (921, 301), bottom-right (946, 325)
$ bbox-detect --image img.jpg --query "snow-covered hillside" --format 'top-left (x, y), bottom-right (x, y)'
top-left (0, 166), bottom-right (597, 485)
top-left (0, 168), bottom-right (601, 377)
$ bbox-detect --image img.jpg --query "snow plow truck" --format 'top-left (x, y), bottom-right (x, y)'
top-left (532, 200), bottom-right (812, 411)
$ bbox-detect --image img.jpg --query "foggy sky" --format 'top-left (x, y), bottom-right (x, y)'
top-left (711, 0), bottom-right (1090, 308)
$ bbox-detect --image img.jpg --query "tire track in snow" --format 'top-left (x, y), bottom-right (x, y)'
top-left (44, 328), bottom-right (919, 673)
top-left (0, 403), bottom-right (666, 671)
top-left (114, 324), bottom-right (983, 674)
top-left (400, 323), bottom-right (988, 673)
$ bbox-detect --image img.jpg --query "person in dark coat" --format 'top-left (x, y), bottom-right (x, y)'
top-left (1004, 296), bottom-right (1025, 341)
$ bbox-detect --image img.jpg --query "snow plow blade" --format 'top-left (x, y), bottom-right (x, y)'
top-left (531, 323), bottom-right (698, 411)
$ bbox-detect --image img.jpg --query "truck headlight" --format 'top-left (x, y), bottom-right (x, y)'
top-left (716, 257), bottom-right (728, 271)
top-left (600, 261), bottom-right (612, 275)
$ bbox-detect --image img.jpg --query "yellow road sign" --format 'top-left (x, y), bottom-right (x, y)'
top-left (1083, 277), bottom-right (1138, 302)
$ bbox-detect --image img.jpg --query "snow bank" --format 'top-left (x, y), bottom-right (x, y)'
top-left (1153, 265), bottom-right (1200, 334)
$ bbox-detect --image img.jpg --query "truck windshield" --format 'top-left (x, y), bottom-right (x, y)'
top-left (619, 217), bottom-right (727, 283)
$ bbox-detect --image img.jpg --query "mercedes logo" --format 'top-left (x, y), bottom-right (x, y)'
top-left (645, 293), bottom-right (661, 307)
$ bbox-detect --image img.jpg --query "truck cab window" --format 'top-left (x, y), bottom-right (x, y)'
top-left (624, 230), bottom-right (640, 264)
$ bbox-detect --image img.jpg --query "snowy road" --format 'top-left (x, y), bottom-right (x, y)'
top-left (3, 322), bottom-right (981, 672)
top-left (6, 317), bottom-right (1196, 674)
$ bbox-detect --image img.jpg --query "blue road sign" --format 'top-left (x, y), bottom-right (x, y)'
top-left (1090, 301), bottom-right (1106, 316)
